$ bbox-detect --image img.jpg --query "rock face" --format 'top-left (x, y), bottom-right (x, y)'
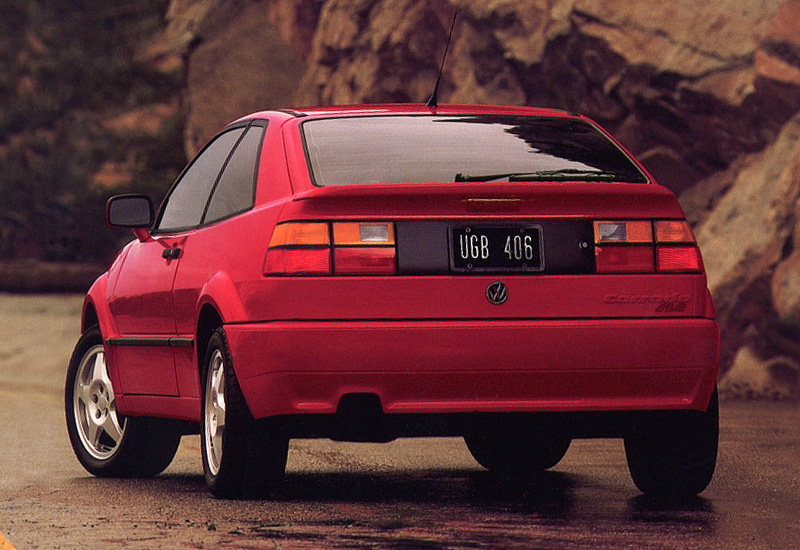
top-left (0, 1), bottom-right (186, 263)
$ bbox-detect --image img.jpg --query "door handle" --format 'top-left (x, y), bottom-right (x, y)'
top-left (162, 247), bottom-right (181, 260)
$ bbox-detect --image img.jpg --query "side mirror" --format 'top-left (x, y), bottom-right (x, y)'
top-left (106, 194), bottom-right (154, 228)
top-left (106, 195), bottom-right (154, 241)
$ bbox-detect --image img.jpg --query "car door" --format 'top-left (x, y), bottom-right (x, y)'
top-left (108, 125), bottom-right (248, 396)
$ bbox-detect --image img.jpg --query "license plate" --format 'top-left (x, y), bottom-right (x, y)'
top-left (449, 225), bottom-right (544, 272)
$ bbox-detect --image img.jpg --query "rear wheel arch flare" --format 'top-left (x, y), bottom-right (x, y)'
top-left (197, 304), bottom-right (224, 377)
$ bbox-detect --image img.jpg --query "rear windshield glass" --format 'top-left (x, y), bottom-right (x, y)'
top-left (301, 115), bottom-right (648, 186)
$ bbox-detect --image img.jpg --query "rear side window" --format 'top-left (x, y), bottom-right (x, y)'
top-left (204, 123), bottom-right (265, 224)
top-left (302, 115), bottom-right (648, 186)
top-left (157, 127), bottom-right (246, 232)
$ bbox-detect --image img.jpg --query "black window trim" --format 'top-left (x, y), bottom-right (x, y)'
top-left (151, 119), bottom-right (267, 235)
top-left (299, 113), bottom-right (651, 188)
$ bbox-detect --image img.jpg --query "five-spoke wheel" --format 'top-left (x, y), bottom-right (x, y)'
top-left (201, 328), bottom-right (288, 499)
top-left (72, 343), bottom-right (126, 460)
top-left (65, 327), bottom-right (182, 477)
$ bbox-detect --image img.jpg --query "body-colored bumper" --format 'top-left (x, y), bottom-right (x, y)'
top-left (225, 318), bottom-right (719, 420)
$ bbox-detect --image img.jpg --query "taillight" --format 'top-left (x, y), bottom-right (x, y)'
top-left (594, 220), bottom-right (702, 274)
top-left (657, 245), bottom-right (702, 272)
top-left (595, 246), bottom-right (654, 273)
top-left (264, 248), bottom-right (331, 275)
top-left (332, 222), bottom-right (396, 275)
top-left (268, 222), bottom-right (330, 247)
top-left (265, 221), bottom-right (397, 275)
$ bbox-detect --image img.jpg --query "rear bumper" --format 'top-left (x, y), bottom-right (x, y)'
top-left (225, 318), bottom-right (720, 420)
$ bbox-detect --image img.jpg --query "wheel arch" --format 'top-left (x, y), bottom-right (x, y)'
top-left (82, 273), bottom-right (115, 336)
top-left (195, 271), bottom-right (249, 374)
top-left (196, 303), bottom-right (224, 379)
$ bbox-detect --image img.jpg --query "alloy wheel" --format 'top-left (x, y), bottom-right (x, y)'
top-left (72, 344), bottom-right (126, 460)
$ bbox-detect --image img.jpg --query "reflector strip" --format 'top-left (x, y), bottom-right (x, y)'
top-left (334, 247), bottom-right (397, 274)
top-left (595, 246), bottom-right (655, 273)
top-left (594, 221), bottom-right (653, 244)
top-left (269, 222), bottom-right (330, 247)
top-left (657, 246), bottom-right (702, 272)
top-left (656, 220), bottom-right (696, 243)
top-left (333, 222), bottom-right (395, 245)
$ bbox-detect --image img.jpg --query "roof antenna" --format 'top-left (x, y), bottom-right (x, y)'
top-left (426, 10), bottom-right (459, 109)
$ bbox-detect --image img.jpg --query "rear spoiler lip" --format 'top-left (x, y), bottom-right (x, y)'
top-left (285, 183), bottom-right (685, 220)
top-left (291, 181), bottom-right (669, 201)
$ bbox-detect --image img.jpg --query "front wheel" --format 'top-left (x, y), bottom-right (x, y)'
top-left (624, 389), bottom-right (719, 497)
top-left (201, 328), bottom-right (288, 499)
top-left (65, 327), bottom-right (181, 477)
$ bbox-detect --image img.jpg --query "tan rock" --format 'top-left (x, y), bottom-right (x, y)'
top-left (573, 0), bottom-right (781, 75)
top-left (772, 251), bottom-right (800, 320)
top-left (720, 345), bottom-right (800, 399)
top-left (755, 49), bottom-right (800, 86)
top-left (103, 103), bottom-right (181, 137)
top-left (764, 0), bottom-right (800, 47)
top-left (91, 161), bottom-right (134, 191)
top-left (183, 2), bottom-right (306, 153)
top-left (696, 113), bottom-right (800, 298)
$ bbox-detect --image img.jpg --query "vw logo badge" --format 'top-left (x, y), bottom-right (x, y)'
top-left (486, 282), bottom-right (509, 305)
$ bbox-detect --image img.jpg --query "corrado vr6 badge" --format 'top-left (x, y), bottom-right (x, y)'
top-left (604, 293), bottom-right (691, 312)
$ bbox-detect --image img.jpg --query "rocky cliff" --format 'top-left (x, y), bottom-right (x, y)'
top-left (2, 0), bottom-right (800, 395)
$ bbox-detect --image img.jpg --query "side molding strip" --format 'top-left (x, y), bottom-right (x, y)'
top-left (106, 337), bottom-right (194, 348)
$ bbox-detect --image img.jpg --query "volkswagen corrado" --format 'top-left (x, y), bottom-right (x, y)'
top-left (65, 104), bottom-right (720, 499)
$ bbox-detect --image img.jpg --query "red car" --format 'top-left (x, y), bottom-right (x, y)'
top-left (65, 104), bottom-right (720, 499)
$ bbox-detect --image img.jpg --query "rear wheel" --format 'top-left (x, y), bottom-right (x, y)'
top-left (464, 416), bottom-right (571, 475)
top-left (65, 327), bottom-right (181, 477)
top-left (201, 328), bottom-right (289, 499)
top-left (624, 389), bottom-right (719, 497)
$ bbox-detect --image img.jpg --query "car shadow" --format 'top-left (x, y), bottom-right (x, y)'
top-left (261, 469), bottom-right (577, 515)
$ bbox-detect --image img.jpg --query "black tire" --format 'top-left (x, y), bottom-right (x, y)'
top-left (201, 327), bottom-right (289, 499)
top-left (65, 327), bottom-right (182, 477)
top-left (624, 389), bottom-right (719, 497)
top-left (464, 416), bottom-right (571, 475)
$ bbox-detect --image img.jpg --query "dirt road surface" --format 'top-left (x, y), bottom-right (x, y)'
top-left (1, 294), bottom-right (799, 549)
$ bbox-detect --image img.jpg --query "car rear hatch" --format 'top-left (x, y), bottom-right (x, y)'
top-left (259, 181), bottom-right (713, 322)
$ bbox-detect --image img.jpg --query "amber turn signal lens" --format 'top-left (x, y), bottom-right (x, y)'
top-left (269, 222), bottom-right (330, 247)
top-left (594, 221), bottom-right (653, 244)
top-left (333, 223), bottom-right (395, 246)
top-left (656, 220), bottom-right (696, 243)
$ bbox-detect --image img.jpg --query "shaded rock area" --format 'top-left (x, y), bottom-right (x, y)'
top-left (0, 0), bottom-right (186, 264)
top-left (2, 0), bottom-right (800, 395)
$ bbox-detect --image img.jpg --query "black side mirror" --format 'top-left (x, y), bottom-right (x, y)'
top-left (106, 194), bottom-right (154, 229)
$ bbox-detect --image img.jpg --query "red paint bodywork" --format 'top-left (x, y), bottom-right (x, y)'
top-left (83, 104), bottom-right (720, 425)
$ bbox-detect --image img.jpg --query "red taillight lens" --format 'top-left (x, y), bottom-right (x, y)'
top-left (595, 246), bottom-right (655, 273)
top-left (334, 247), bottom-right (397, 274)
top-left (264, 248), bottom-right (331, 275)
top-left (657, 246), bottom-right (702, 272)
